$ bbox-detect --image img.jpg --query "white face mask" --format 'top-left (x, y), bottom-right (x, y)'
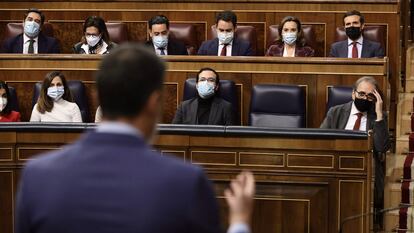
top-left (0, 97), bottom-right (7, 111)
top-left (86, 35), bottom-right (101, 47)
top-left (196, 81), bottom-right (216, 99)
top-left (217, 31), bottom-right (234, 45)
top-left (282, 32), bottom-right (297, 45)
top-left (152, 35), bottom-right (168, 49)
top-left (47, 86), bottom-right (65, 101)
top-left (24, 20), bottom-right (40, 38)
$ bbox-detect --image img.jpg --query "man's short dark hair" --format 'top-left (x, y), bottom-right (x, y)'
top-left (96, 44), bottom-right (165, 119)
top-left (24, 8), bottom-right (45, 25)
top-left (196, 67), bottom-right (220, 85)
top-left (343, 10), bottom-right (365, 25)
top-left (215, 10), bottom-right (237, 27)
top-left (148, 15), bottom-right (170, 30)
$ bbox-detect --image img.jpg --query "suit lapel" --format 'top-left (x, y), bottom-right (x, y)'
top-left (231, 38), bottom-right (239, 56)
top-left (338, 102), bottom-right (352, 129)
top-left (361, 39), bottom-right (370, 58)
top-left (366, 111), bottom-right (376, 131)
top-left (16, 34), bottom-right (24, 53)
top-left (189, 98), bottom-right (199, 124)
top-left (37, 34), bottom-right (46, 53)
top-left (211, 38), bottom-right (219, 55)
top-left (340, 41), bottom-right (348, 58)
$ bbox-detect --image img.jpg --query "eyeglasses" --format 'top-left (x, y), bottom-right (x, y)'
top-left (354, 90), bottom-right (376, 101)
top-left (199, 77), bottom-right (216, 83)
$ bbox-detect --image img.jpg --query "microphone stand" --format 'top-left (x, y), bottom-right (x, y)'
top-left (338, 203), bottom-right (414, 233)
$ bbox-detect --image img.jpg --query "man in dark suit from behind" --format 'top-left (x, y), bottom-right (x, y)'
top-left (1, 8), bottom-right (60, 54)
top-left (198, 11), bottom-right (254, 56)
top-left (172, 67), bottom-right (234, 125)
top-left (145, 15), bottom-right (188, 55)
top-left (320, 76), bottom-right (390, 229)
top-left (15, 44), bottom-right (254, 233)
top-left (329, 10), bottom-right (384, 58)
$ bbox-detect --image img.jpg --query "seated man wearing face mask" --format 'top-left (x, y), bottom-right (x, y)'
top-left (329, 10), bottom-right (384, 58)
top-left (172, 67), bottom-right (234, 125)
top-left (320, 76), bottom-right (390, 228)
top-left (145, 15), bottom-right (188, 56)
top-left (197, 11), bottom-right (254, 56)
top-left (1, 8), bottom-right (60, 54)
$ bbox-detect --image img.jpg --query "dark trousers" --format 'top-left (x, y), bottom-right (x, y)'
top-left (373, 153), bottom-right (385, 229)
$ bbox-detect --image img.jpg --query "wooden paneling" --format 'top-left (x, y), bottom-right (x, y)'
top-left (0, 55), bottom-right (388, 127)
top-left (0, 126), bottom-right (372, 233)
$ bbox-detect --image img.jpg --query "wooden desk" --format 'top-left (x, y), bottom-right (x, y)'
top-left (0, 123), bottom-right (372, 233)
top-left (0, 55), bottom-right (389, 128)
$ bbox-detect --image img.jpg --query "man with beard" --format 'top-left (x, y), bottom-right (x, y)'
top-left (329, 10), bottom-right (384, 58)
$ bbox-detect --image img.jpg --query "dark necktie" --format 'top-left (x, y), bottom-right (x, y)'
top-left (352, 42), bottom-right (358, 58)
top-left (353, 112), bottom-right (363, 130)
top-left (28, 39), bottom-right (34, 54)
top-left (159, 48), bottom-right (165, 56)
top-left (220, 44), bottom-right (228, 56)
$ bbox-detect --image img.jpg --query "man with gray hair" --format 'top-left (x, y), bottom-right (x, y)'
top-left (320, 76), bottom-right (390, 228)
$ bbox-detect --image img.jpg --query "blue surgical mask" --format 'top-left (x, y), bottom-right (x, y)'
top-left (24, 20), bottom-right (40, 38)
top-left (152, 35), bottom-right (168, 49)
top-left (282, 32), bottom-right (297, 45)
top-left (217, 31), bottom-right (234, 45)
top-left (47, 86), bottom-right (65, 101)
top-left (197, 81), bottom-right (215, 99)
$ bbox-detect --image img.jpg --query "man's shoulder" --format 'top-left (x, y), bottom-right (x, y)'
top-left (363, 38), bottom-right (382, 48)
top-left (328, 101), bottom-right (352, 115)
top-left (3, 33), bottom-right (23, 45)
top-left (200, 38), bottom-right (217, 47)
top-left (331, 39), bottom-right (347, 48)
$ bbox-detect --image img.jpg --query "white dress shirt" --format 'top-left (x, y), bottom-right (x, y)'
top-left (344, 102), bottom-right (367, 131)
top-left (153, 44), bottom-right (168, 55)
top-left (218, 40), bottom-right (233, 56)
top-left (347, 36), bottom-right (363, 58)
top-left (23, 33), bottom-right (38, 54)
top-left (30, 98), bottom-right (82, 122)
top-left (80, 41), bottom-right (109, 54)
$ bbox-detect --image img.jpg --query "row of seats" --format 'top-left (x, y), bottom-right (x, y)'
top-left (8, 80), bottom-right (353, 125)
top-left (2, 22), bottom-right (387, 55)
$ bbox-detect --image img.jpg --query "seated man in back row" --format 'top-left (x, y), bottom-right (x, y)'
top-left (172, 67), bottom-right (234, 125)
top-left (329, 10), bottom-right (384, 58)
top-left (145, 15), bottom-right (188, 56)
top-left (198, 10), bottom-right (254, 56)
top-left (1, 8), bottom-right (60, 54)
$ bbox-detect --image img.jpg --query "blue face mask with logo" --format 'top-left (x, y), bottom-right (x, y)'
top-left (152, 35), bottom-right (168, 49)
top-left (47, 86), bottom-right (65, 101)
top-left (197, 81), bottom-right (215, 99)
top-left (24, 20), bottom-right (40, 38)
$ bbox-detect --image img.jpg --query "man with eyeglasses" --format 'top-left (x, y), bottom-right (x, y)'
top-left (320, 76), bottom-right (390, 229)
top-left (1, 8), bottom-right (60, 54)
top-left (172, 67), bottom-right (234, 125)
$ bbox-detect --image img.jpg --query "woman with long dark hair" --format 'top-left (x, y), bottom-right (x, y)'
top-left (30, 71), bottom-right (82, 122)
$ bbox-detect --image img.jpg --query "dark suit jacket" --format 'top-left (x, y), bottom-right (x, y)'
top-left (72, 41), bottom-right (117, 54)
top-left (1, 33), bottom-right (60, 53)
top-left (265, 43), bottom-right (315, 57)
top-left (172, 97), bottom-right (234, 125)
top-left (197, 37), bottom-right (254, 56)
top-left (329, 38), bottom-right (384, 58)
top-left (145, 38), bottom-right (188, 55)
top-left (320, 101), bottom-right (390, 153)
top-left (15, 131), bottom-right (221, 233)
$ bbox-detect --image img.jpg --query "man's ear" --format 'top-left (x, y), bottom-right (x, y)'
top-left (215, 83), bottom-right (220, 92)
top-left (360, 23), bottom-right (365, 30)
top-left (148, 29), bottom-right (153, 38)
top-left (351, 90), bottom-right (356, 101)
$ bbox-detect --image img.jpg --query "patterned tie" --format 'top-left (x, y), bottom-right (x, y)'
top-left (220, 44), bottom-right (228, 56)
top-left (352, 41), bottom-right (358, 58)
top-left (28, 39), bottom-right (34, 54)
top-left (159, 48), bottom-right (165, 56)
top-left (353, 112), bottom-right (363, 131)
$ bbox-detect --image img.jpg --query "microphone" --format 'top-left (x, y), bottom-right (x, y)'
top-left (338, 203), bottom-right (414, 233)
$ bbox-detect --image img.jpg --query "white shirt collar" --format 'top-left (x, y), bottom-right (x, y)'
top-left (220, 39), bottom-right (233, 46)
top-left (348, 36), bottom-right (363, 46)
top-left (96, 121), bottom-right (142, 138)
top-left (23, 33), bottom-right (38, 43)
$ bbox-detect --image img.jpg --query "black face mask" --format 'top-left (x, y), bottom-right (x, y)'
top-left (345, 26), bottom-right (362, 41)
top-left (354, 97), bottom-right (373, 112)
